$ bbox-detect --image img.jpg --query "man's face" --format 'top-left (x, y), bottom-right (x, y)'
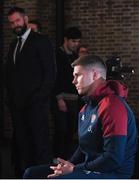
top-left (66, 38), bottom-right (81, 52)
top-left (78, 47), bottom-right (88, 57)
top-left (8, 12), bottom-right (28, 36)
top-left (72, 65), bottom-right (94, 95)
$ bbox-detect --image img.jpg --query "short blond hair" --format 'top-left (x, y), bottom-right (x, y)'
top-left (71, 54), bottom-right (107, 79)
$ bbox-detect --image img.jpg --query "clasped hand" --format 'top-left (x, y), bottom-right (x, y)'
top-left (47, 157), bottom-right (75, 178)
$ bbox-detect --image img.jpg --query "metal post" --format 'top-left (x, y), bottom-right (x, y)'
top-left (0, 0), bottom-right (4, 140)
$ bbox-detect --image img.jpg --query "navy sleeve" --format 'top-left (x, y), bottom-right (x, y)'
top-left (69, 146), bottom-right (85, 165)
top-left (74, 136), bottom-right (127, 172)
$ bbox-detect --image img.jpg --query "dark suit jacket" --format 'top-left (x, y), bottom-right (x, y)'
top-left (6, 31), bottom-right (56, 108)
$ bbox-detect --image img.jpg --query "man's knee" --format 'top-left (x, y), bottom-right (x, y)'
top-left (23, 164), bottom-right (51, 179)
top-left (23, 167), bottom-right (34, 179)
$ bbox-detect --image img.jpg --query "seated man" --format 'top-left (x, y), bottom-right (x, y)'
top-left (23, 55), bottom-right (137, 179)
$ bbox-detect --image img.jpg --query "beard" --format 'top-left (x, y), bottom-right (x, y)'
top-left (13, 24), bottom-right (27, 36)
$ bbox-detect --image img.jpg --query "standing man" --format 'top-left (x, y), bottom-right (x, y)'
top-left (23, 55), bottom-right (137, 179)
top-left (53, 27), bottom-right (82, 159)
top-left (6, 7), bottom-right (56, 178)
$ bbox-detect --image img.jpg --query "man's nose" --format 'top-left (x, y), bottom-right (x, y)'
top-left (13, 22), bottom-right (20, 27)
top-left (72, 78), bottom-right (77, 85)
top-left (72, 78), bottom-right (75, 84)
top-left (75, 42), bottom-right (80, 46)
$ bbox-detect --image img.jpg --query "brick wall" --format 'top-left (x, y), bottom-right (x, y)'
top-left (36, 0), bottom-right (56, 41)
top-left (3, 0), bottom-right (139, 135)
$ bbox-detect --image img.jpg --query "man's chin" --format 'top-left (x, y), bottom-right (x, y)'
top-left (13, 26), bottom-right (27, 36)
top-left (13, 30), bottom-right (22, 36)
top-left (77, 90), bottom-right (83, 95)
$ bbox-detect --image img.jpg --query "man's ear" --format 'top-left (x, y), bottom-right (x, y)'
top-left (24, 15), bottom-right (29, 24)
top-left (92, 70), bottom-right (98, 80)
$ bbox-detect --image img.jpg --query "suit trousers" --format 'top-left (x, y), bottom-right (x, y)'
top-left (11, 100), bottom-right (52, 177)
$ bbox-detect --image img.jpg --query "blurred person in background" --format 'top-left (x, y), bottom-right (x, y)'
top-left (52, 27), bottom-right (82, 160)
top-left (78, 44), bottom-right (89, 57)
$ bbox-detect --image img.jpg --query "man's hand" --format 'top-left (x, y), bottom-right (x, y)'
top-left (57, 98), bottom-right (68, 112)
top-left (47, 158), bottom-right (75, 178)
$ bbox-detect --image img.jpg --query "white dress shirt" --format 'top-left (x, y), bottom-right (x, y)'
top-left (13, 28), bottom-right (31, 63)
